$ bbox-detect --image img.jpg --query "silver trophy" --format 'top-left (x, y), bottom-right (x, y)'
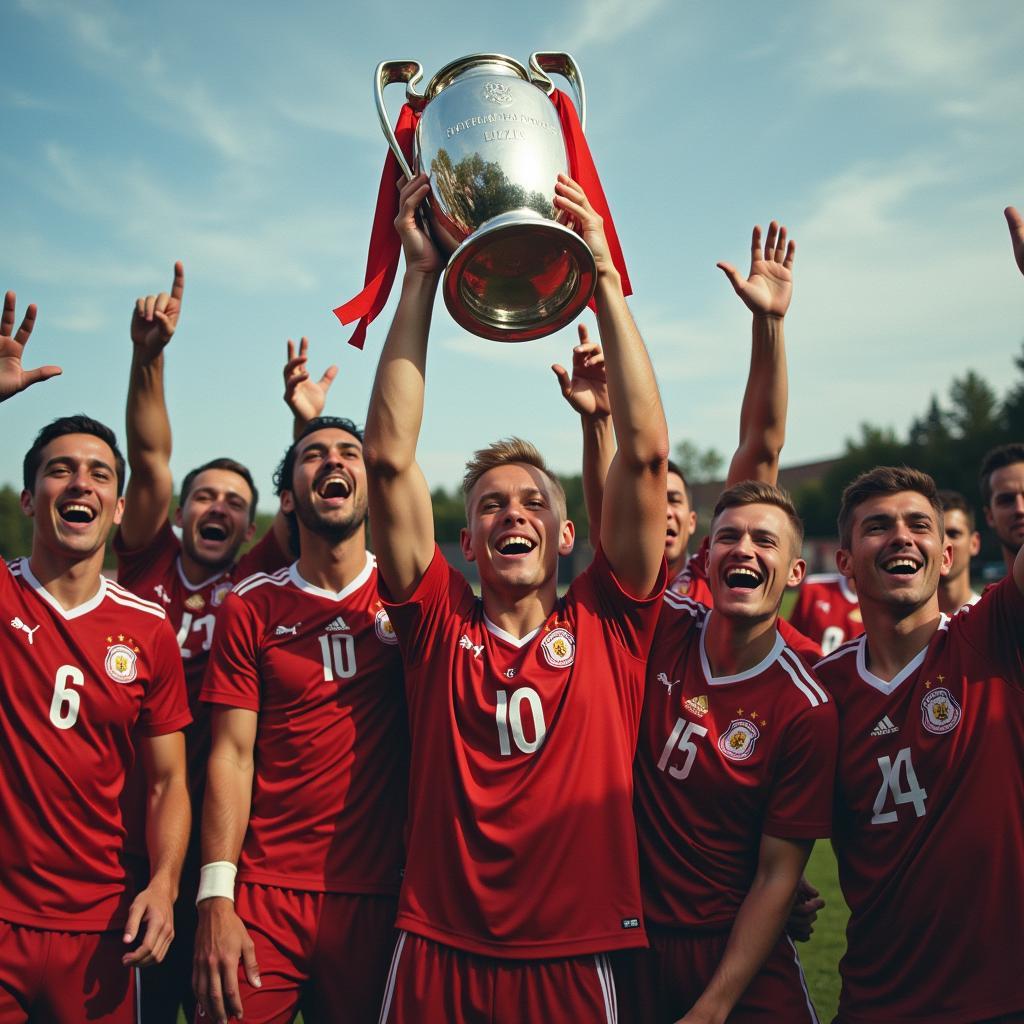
top-left (376, 52), bottom-right (596, 342)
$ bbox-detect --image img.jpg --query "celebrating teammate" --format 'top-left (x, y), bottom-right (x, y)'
top-left (978, 442), bottom-right (1024, 577)
top-left (937, 489), bottom-right (981, 612)
top-left (192, 415), bottom-right (406, 1023)
top-left (0, 292), bottom-right (190, 1022)
top-left (363, 172), bottom-right (668, 1021)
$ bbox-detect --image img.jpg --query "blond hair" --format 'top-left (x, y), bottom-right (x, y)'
top-left (462, 437), bottom-right (567, 521)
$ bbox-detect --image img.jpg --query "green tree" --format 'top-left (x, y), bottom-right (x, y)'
top-left (673, 440), bottom-right (725, 483)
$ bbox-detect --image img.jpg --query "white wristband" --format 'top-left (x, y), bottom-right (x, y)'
top-left (196, 861), bottom-right (237, 905)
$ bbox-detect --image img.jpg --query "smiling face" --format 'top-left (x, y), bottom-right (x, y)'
top-left (707, 502), bottom-right (805, 623)
top-left (942, 508), bottom-right (980, 583)
top-left (460, 462), bottom-right (575, 597)
top-left (21, 433), bottom-right (124, 560)
top-left (837, 490), bottom-right (952, 611)
top-left (281, 427), bottom-right (367, 543)
top-left (984, 461), bottom-right (1024, 557)
top-left (665, 470), bottom-right (697, 572)
top-left (176, 468), bottom-right (256, 570)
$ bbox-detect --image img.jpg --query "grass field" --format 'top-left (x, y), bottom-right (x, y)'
top-left (800, 840), bottom-right (849, 1022)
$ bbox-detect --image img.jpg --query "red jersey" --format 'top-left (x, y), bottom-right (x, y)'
top-left (0, 558), bottom-right (189, 931)
top-left (115, 521), bottom-right (288, 844)
top-left (200, 554), bottom-right (406, 895)
top-left (787, 573), bottom-right (862, 655)
top-left (636, 593), bottom-right (836, 930)
top-left (817, 577), bottom-right (1024, 1024)
top-left (668, 536), bottom-right (713, 606)
top-left (382, 545), bottom-right (665, 959)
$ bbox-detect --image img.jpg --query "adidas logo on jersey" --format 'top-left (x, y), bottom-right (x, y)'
top-left (325, 616), bottom-right (349, 632)
top-left (870, 715), bottom-right (899, 736)
top-left (684, 694), bottom-right (709, 718)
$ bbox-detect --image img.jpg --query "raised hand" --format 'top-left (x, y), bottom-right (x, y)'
top-left (283, 337), bottom-right (338, 423)
top-left (1006, 207), bottom-right (1023, 277)
top-left (552, 324), bottom-right (610, 418)
top-left (553, 174), bottom-right (615, 277)
top-left (0, 291), bottom-right (61, 402)
top-left (717, 222), bottom-right (795, 319)
top-left (131, 261), bottom-right (185, 359)
top-left (394, 174), bottom-right (444, 276)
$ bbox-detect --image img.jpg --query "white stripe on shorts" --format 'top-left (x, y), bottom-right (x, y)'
top-left (377, 929), bottom-right (407, 1024)
top-left (786, 936), bottom-right (820, 1023)
top-left (594, 953), bottom-right (618, 1024)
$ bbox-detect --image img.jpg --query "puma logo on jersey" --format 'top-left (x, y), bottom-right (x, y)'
top-left (325, 616), bottom-right (349, 632)
top-left (816, 600), bottom-right (831, 613)
top-left (657, 672), bottom-right (678, 694)
top-left (10, 617), bottom-right (40, 645)
top-left (459, 635), bottom-right (484, 659)
top-left (152, 585), bottom-right (172, 605)
top-left (275, 624), bottom-right (300, 636)
top-left (870, 716), bottom-right (899, 736)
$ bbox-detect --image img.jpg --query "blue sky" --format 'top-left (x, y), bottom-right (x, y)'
top-left (2, 0), bottom-right (1022, 508)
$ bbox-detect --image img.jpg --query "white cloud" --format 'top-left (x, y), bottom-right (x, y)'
top-left (562, 0), bottom-right (670, 52)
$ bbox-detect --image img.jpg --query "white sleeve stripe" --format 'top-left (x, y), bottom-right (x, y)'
top-left (105, 591), bottom-right (166, 619)
top-left (663, 594), bottom-right (705, 619)
top-left (234, 573), bottom-right (290, 598)
top-left (106, 580), bottom-right (165, 614)
top-left (780, 648), bottom-right (830, 704)
top-left (778, 654), bottom-right (822, 707)
top-left (377, 930), bottom-right (407, 1024)
top-left (815, 640), bottom-right (859, 669)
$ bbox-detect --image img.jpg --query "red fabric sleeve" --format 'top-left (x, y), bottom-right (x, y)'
top-left (954, 575), bottom-right (1024, 687)
top-left (199, 592), bottom-right (263, 711)
top-left (786, 583), bottom-right (815, 635)
top-left (778, 618), bottom-right (823, 662)
top-left (114, 520), bottom-right (179, 590)
top-left (763, 700), bottom-right (838, 839)
top-left (138, 619), bottom-right (192, 737)
top-left (235, 526), bottom-right (290, 579)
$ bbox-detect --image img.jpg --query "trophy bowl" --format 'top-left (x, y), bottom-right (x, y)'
top-left (376, 53), bottom-right (597, 342)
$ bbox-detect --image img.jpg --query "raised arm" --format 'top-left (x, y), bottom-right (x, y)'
top-left (1006, 206), bottom-right (1023, 277)
top-left (554, 175), bottom-right (668, 595)
top-left (283, 336), bottom-right (338, 440)
top-left (718, 222), bottom-right (794, 487)
top-left (123, 730), bottom-right (189, 968)
top-left (194, 707), bottom-right (260, 1024)
top-left (119, 262), bottom-right (185, 549)
top-left (0, 291), bottom-right (61, 403)
top-left (552, 324), bottom-right (612, 546)
top-left (363, 174), bottom-right (443, 601)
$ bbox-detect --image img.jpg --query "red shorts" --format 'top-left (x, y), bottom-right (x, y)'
top-left (0, 919), bottom-right (138, 1024)
top-left (378, 931), bottom-right (621, 1024)
top-left (220, 883), bottom-right (398, 1024)
top-left (615, 929), bottom-right (819, 1024)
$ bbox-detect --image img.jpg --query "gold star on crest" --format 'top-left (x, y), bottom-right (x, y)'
top-left (118, 634), bottom-right (125, 642)
top-left (937, 674), bottom-right (945, 684)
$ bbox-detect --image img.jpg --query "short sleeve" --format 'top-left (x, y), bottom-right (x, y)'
top-left (235, 527), bottom-right (289, 579)
top-left (778, 618), bottom-right (823, 663)
top-left (953, 576), bottom-right (1024, 686)
top-left (762, 700), bottom-right (838, 840)
top-left (115, 520), bottom-right (179, 590)
top-left (379, 545), bottom-right (469, 669)
top-left (138, 620), bottom-right (192, 736)
top-left (571, 546), bottom-right (667, 660)
top-left (199, 592), bottom-right (263, 711)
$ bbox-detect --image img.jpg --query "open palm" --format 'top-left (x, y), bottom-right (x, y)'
top-left (0, 291), bottom-right (60, 402)
top-left (718, 221), bottom-right (795, 318)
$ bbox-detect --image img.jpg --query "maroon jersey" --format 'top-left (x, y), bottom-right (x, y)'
top-left (0, 558), bottom-right (189, 931)
top-left (636, 593), bottom-right (836, 930)
top-left (200, 555), bottom-right (406, 894)
top-left (788, 573), bottom-right (862, 656)
top-left (817, 577), bottom-right (1024, 1024)
top-left (668, 536), bottom-right (713, 606)
top-left (115, 521), bottom-right (288, 844)
top-left (382, 545), bottom-right (666, 959)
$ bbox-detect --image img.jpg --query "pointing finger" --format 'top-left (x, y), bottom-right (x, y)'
top-left (170, 261), bottom-right (185, 302)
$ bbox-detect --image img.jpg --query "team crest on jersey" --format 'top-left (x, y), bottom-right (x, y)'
top-left (375, 608), bottom-right (398, 645)
top-left (921, 687), bottom-right (961, 735)
top-left (670, 574), bottom-right (692, 596)
top-left (718, 718), bottom-right (760, 761)
top-left (541, 627), bottom-right (575, 668)
top-left (850, 607), bottom-right (863, 623)
top-left (211, 582), bottom-right (232, 607)
top-left (105, 643), bottom-right (139, 684)
top-left (184, 593), bottom-right (206, 612)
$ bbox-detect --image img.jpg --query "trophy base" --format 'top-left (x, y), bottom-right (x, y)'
top-left (443, 212), bottom-right (597, 342)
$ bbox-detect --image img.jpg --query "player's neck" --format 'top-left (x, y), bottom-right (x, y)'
top-left (480, 580), bottom-right (558, 641)
top-left (296, 530), bottom-right (368, 594)
top-left (703, 610), bottom-right (779, 677)
top-left (179, 549), bottom-right (232, 586)
top-left (937, 571), bottom-right (973, 614)
top-left (859, 596), bottom-right (943, 682)
top-left (27, 543), bottom-right (105, 611)
top-left (668, 552), bottom-right (689, 580)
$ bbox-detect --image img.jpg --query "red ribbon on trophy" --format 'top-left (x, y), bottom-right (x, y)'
top-left (334, 90), bottom-right (631, 350)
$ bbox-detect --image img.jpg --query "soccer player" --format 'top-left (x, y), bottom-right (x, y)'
top-left (0, 291), bottom-right (190, 1022)
top-left (937, 489), bottom-right (981, 612)
top-left (787, 572), bottom-right (862, 655)
top-left (623, 482), bottom-right (836, 1023)
top-left (816, 465), bottom-right (1024, 1022)
top-left (363, 173), bottom-right (668, 1022)
top-left (192, 415), bottom-right (407, 1024)
top-left (114, 266), bottom-right (336, 1019)
top-left (978, 443), bottom-right (1024, 577)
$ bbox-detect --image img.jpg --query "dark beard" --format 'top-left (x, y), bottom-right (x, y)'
top-left (293, 498), bottom-right (367, 546)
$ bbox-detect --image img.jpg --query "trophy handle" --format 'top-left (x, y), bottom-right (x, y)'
top-left (374, 60), bottom-right (427, 180)
top-left (528, 52), bottom-right (587, 133)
